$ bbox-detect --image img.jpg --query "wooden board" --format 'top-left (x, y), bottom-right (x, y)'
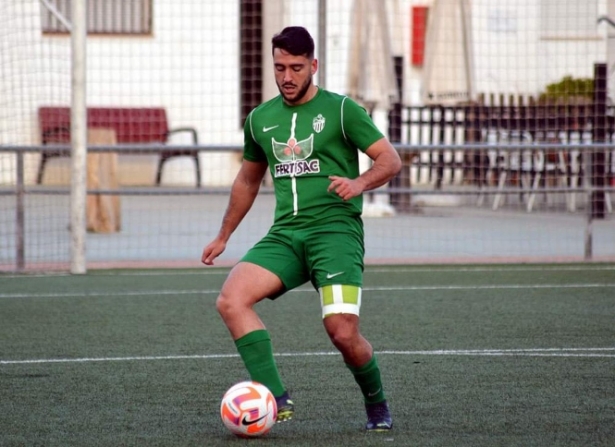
top-left (86, 128), bottom-right (121, 233)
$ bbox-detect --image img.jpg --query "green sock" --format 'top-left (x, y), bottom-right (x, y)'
top-left (234, 329), bottom-right (285, 397)
top-left (347, 355), bottom-right (386, 404)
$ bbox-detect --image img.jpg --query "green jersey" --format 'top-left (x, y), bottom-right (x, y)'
top-left (244, 88), bottom-right (384, 228)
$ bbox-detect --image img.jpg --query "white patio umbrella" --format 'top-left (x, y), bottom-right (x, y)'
top-left (346, 0), bottom-right (399, 216)
top-left (346, 0), bottom-right (398, 113)
top-left (422, 0), bottom-right (475, 105)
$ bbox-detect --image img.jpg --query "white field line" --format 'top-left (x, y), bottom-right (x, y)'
top-left (2, 348), bottom-right (615, 365)
top-left (2, 283), bottom-right (615, 299)
top-left (2, 264), bottom-right (615, 279)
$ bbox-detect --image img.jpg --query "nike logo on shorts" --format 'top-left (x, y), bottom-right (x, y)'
top-left (326, 272), bottom-right (344, 279)
top-left (263, 125), bottom-right (279, 132)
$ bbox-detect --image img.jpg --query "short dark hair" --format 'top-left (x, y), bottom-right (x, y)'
top-left (271, 26), bottom-right (315, 58)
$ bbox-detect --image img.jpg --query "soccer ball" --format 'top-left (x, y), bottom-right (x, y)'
top-left (220, 381), bottom-right (277, 437)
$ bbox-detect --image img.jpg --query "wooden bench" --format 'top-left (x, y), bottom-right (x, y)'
top-left (37, 106), bottom-right (201, 187)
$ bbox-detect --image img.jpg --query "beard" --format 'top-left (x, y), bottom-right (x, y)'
top-left (277, 74), bottom-right (313, 104)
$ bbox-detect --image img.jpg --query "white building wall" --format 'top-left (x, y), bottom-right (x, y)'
top-left (473, 0), bottom-right (606, 99)
top-left (0, 0), bottom-right (610, 186)
top-left (604, 0), bottom-right (615, 99)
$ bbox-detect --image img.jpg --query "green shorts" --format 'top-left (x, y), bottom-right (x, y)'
top-left (241, 217), bottom-right (365, 296)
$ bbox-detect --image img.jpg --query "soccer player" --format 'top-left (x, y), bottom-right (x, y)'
top-left (201, 26), bottom-right (401, 431)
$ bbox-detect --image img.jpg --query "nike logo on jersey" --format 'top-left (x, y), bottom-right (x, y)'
top-left (263, 125), bottom-right (279, 132)
top-left (326, 272), bottom-right (344, 279)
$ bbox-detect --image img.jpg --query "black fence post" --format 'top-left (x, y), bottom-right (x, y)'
top-left (592, 63), bottom-right (607, 219)
top-left (389, 56), bottom-right (412, 212)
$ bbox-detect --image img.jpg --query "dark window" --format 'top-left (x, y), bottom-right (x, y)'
top-left (240, 0), bottom-right (263, 126)
top-left (41, 0), bottom-right (152, 35)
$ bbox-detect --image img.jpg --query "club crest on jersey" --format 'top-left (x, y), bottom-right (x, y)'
top-left (312, 114), bottom-right (326, 133)
top-left (271, 134), bottom-right (320, 178)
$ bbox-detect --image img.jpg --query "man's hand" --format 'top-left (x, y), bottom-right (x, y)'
top-left (327, 176), bottom-right (366, 201)
top-left (201, 239), bottom-right (226, 265)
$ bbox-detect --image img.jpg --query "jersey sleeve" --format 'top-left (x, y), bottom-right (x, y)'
top-left (243, 111), bottom-right (267, 162)
top-left (341, 97), bottom-right (385, 153)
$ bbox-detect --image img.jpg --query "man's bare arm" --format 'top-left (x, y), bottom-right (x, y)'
top-left (328, 137), bottom-right (402, 201)
top-left (202, 160), bottom-right (268, 264)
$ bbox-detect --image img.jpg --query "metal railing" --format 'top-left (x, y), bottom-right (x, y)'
top-left (1, 142), bottom-right (614, 271)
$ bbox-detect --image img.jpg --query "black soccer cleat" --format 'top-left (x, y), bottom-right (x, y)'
top-left (275, 391), bottom-right (294, 423)
top-left (365, 400), bottom-right (393, 431)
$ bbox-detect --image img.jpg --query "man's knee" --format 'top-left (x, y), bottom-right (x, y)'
top-left (215, 292), bottom-right (234, 318)
top-left (215, 286), bottom-right (265, 318)
top-left (324, 314), bottom-right (361, 348)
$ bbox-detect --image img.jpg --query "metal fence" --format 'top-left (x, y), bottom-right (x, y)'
top-left (1, 142), bottom-right (614, 272)
top-left (2, 0), bottom-right (615, 272)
